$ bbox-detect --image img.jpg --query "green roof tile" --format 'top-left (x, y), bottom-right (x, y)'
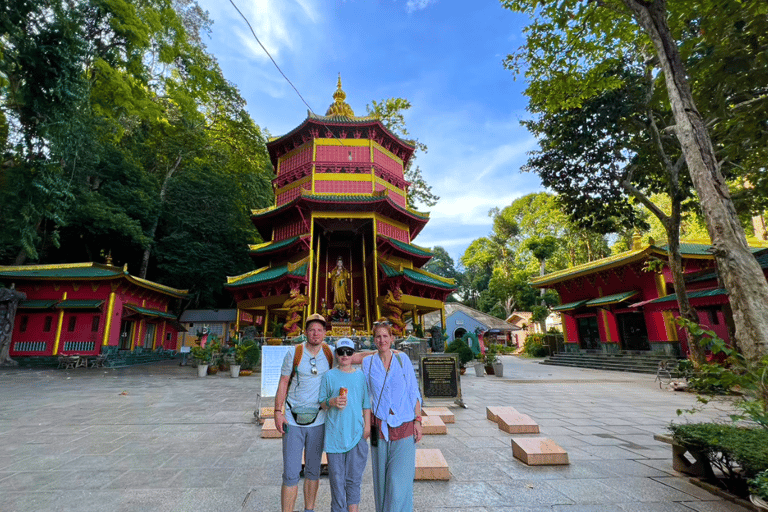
top-left (0, 266), bottom-right (121, 279)
top-left (552, 299), bottom-right (589, 312)
top-left (649, 288), bottom-right (727, 304)
top-left (585, 291), bottom-right (638, 307)
top-left (124, 305), bottom-right (176, 319)
top-left (227, 262), bottom-right (308, 288)
top-left (251, 236), bottom-right (304, 255)
top-left (378, 261), bottom-right (454, 290)
top-left (55, 300), bottom-right (104, 309)
top-left (381, 237), bottom-right (432, 257)
top-left (18, 299), bottom-right (58, 309)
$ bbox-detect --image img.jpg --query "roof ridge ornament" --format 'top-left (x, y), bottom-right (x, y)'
top-left (325, 74), bottom-right (355, 118)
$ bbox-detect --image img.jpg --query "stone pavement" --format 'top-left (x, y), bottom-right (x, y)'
top-left (0, 355), bottom-right (750, 511)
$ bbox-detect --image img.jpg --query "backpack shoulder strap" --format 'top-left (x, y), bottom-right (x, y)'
top-left (289, 344), bottom-right (303, 383)
top-left (321, 343), bottom-right (333, 369)
top-left (395, 352), bottom-right (404, 368)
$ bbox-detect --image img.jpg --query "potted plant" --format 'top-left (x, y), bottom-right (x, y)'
top-left (237, 339), bottom-right (260, 376)
top-left (489, 343), bottom-right (504, 377)
top-left (750, 469), bottom-right (768, 510)
top-left (483, 347), bottom-right (498, 376)
top-left (190, 345), bottom-right (212, 377)
top-left (474, 354), bottom-right (486, 377)
top-left (446, 339), bottom-right (474, 375)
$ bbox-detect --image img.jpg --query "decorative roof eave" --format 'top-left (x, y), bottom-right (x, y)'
top-left (584, 290), bottom-right (639, 307)
top-left (376, 236), bottom-right (433, 267)
top-left (642, 288), bottom-right (728, 311)
top-left (225, 260), bottom-right (309, 290)
top-left (251, 192), bottom-right (430, 239)
top-left (266, 116), bottom-right (416, 170)
top-left (378, 260), bottom-right (455, 291)
top-left (532, 240), bottom-right (768, 288)
top-left (0, 262), bottom-right (189, 298)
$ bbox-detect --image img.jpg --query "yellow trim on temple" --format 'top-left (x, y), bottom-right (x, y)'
top-left (276, 141), bottom-right (312, 170)
top-left (275, 176), bottom-right (311, 195)
top-left (53, 291), bottom-right (66, 355)
top-left (314, 138), bottom-right (371, 147)
top-left (102, 291), bottom-right (116, 346)
top-left (314, 173), bottom-right (373, 182)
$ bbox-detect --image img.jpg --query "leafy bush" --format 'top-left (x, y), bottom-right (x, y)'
top-left (446, 339), bottom-right (474, 367)
top-left (676, 318), bottom-right (768, 429)
top-left (237, 339), bottom-right (260, 370)
top-left (523, 335), bottom-right (549, 357)
top-left (750, 469), bottom-right (768, 500)
top-left (669, 423), bottom-right (768, 494)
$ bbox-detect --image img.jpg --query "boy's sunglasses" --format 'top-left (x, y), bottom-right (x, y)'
top-left (336, 348), bottom-right (355, 357)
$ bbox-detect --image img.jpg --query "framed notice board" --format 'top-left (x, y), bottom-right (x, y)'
top-left (419, 353), bottom-right (462, 405)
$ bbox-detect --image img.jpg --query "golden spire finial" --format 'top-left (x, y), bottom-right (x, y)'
top-left (632, 230), bottom-right (642, 250)
top-left (326, 74), bottom-right (355, 117)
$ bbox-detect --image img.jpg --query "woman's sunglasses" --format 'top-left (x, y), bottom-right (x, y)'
top-left (336, 348), bottom-right (355, 357)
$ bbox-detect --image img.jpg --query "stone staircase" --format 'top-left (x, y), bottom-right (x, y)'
top-left (540, 351), bottom-right (682, 375)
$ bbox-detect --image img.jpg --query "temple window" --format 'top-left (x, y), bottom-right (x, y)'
top-left (67, 316), bottom-right (77, 332)
top-left (19, 315), bottom-right (28, 333)
top-left (43, 316), bottom-right (52, 332)
top-left (91, 316), bottom-right (100, 332)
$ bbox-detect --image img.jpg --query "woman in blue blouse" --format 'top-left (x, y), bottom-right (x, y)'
top-left (363, 319), bottom-right (423, 512)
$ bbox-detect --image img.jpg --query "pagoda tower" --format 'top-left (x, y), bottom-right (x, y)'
top-left (226, 79), bottom-right (455, 337)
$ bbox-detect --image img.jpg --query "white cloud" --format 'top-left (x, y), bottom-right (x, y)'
top-left (406, 0), bottom-right (437, 13)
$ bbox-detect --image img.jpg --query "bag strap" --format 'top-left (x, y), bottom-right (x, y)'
top-left (321, 342), bottom-right (334, 369)
top-left (289, 343), bottom-right (304, 387)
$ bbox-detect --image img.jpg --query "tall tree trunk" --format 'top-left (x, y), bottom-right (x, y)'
top-left (139, 153), bottom-right (183, 279)
top-left (624, 0), bottom-right (768, 361)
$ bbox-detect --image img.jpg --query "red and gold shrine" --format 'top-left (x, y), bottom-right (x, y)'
top-left (226, 79), bottom-right (455, 337)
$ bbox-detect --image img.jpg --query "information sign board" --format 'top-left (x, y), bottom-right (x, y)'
top-left (261, 345), bottom-right (292, 398)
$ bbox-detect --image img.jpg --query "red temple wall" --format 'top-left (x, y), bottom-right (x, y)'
top-left (374, 182), bottom-right (407, 207)
top-left (278, 146), bottom-right (312, 175)
top-left (373, 148), bottom-right (404, 179)
top-left (10, 281), bottom-right (180, 356)
top-left (276, 181), bottom-right (310, 206)
top-left (376, 220), bottom-right (408, 243)
top-left (316, 145), bottom-right (369, 163)
top-left (314, 179), bottom-right (372, 195)
top-left (274, 220), bottom-right (307, 241)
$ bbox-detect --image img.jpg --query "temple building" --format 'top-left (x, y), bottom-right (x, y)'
top-left (0, 261), bottom-right (188, 366)
top-left (225, 79), bottom-right (455, 337)
top-left (530, 235), bottom-right (768, 356)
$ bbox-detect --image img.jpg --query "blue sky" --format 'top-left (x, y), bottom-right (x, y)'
top-left (196, 0), bottom-right (544, 265)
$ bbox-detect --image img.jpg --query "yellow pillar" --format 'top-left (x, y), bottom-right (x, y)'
top-left (372, 219), bottom-right (381, 321)
top-left (52, 291), bottom-right (67, 355)
top-left (362, 235), bottom-right (370, 331)
top-left (102, 291), bottom-right (116, 347)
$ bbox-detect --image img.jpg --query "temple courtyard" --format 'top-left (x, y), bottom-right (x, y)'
top-left (0, 356), bottom-right (750, 511)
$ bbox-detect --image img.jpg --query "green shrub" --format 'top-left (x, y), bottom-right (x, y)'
top-left (750, 469), bottom-right (768, 500)
top-left (669, 423), bottom-right (768, 494)
top-left (237, 339), bottom-right (260, 370)
top-left (446, 339), bottom-right (474, 367)
top-left (523, 336), bottom-right (549, 357)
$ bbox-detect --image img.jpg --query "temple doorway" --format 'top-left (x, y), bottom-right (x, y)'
top-left (617, 312), bottom-right (650, 351)
top-left (577, 316), bottom-right (600, 350)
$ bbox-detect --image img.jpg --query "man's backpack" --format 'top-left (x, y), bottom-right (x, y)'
top-left (289, 342), bottom-right (334, 386)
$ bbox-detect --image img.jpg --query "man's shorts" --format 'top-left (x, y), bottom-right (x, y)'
top-left (282, 423), bottom-right (324, 486)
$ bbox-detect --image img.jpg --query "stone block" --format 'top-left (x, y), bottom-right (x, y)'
top-left (415, 449), bottom-right (450, 480)
top-left (496, 410), bottom-right (539, 434)
top-left (421, 415), bottom-right (447, 435)
top-left (261, 419), bottom-right (282, 438)
top-left (511, 437), bottom-right (569, 466)
top-left (422, 406), bottom-right (455, 423)
top-left (259, 406), bottom-right (274, 424)
top-left (486, 406), bottom-right (516, 423)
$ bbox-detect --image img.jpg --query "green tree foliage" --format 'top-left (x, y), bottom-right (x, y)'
top-left (461, 193), bottom-right (605, 318)
top-left (500, 0), bottom-right (768, 359)
top-left (0, 0), bottom-right (273, 308)
top-left (366, 98), bottom-right (439, 209)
